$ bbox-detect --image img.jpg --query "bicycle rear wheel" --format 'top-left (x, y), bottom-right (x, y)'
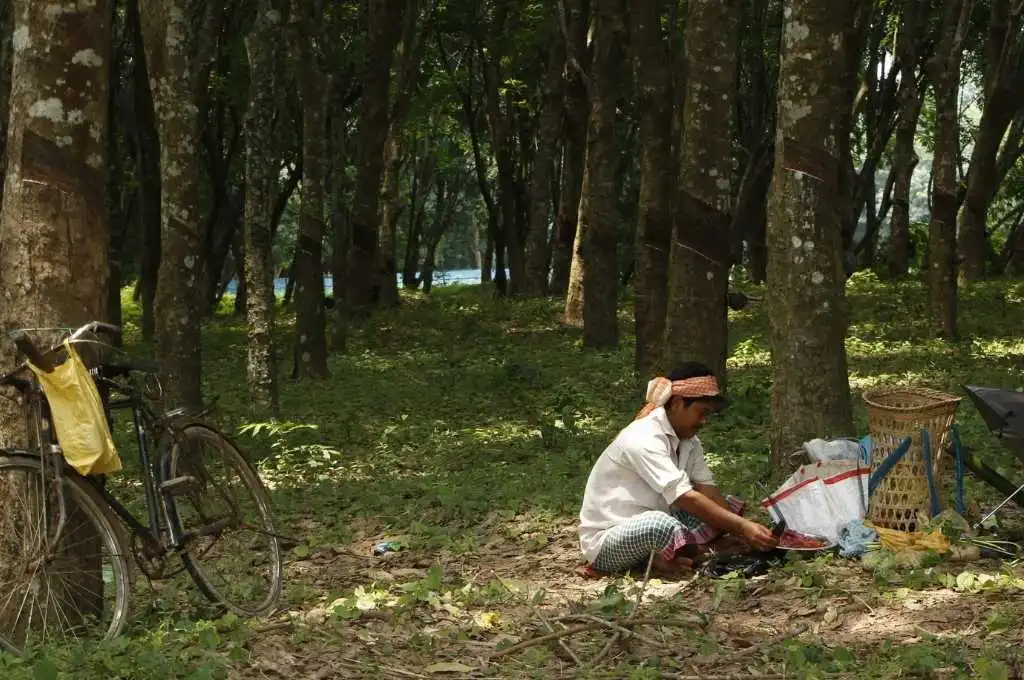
top-left (0, 453), bottom-right (130, 653)
top-left (163, 424), bottom-right (282, 616)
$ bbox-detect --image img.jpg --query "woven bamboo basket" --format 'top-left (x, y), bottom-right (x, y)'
top-left (863, 386), bottom-right (961, 532)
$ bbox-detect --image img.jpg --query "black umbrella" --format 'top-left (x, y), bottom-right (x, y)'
top-left (964, 385), bottom-right (1024, 459)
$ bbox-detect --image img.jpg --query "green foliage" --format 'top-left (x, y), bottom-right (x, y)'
top-left (10, 278), bottom-right (1024, 677)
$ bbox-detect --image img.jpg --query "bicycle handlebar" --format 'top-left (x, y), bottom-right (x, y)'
top-left (9, 321), bottom-right (122, 375)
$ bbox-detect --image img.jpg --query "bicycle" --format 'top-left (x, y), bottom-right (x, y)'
top-left (0, 322), bottom-right (283, 653)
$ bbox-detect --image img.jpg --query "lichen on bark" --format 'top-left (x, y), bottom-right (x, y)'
top-left (765, 0), bottom-right (855, 464)
top-left (138, 0), bottom-right (211, 410)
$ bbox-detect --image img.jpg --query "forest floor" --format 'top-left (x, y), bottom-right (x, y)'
top-left (4, 274), bottom-right (1024, 679)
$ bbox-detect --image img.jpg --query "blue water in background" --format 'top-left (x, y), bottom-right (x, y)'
top-left (223, 268), bottom-right (501, 296)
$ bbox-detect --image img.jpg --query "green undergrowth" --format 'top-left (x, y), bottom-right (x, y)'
top-left (4, 274), bottom-right (1024, 678)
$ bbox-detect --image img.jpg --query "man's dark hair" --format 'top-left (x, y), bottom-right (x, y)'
top-left (666, 362), bottom-right (715, 382)
top-left (665, 362), bottom-right (727, 410)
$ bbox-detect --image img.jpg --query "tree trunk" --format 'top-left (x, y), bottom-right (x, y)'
top-left (549, 0), bottom-right (589, 296)
top-left (631, 0), bottom-right (675, 376)
top-left (573, 0), bottom-right (625, 348)
top-left (927, 0), bottom-right (971, 339)
top-left (242, 0), bottom-right (282, 417)
top-left (482, 56), bottom-right (519, 296)
top-left (0, 0), bottom-right (112, 634)
top-left (328, 110), bottom-right (350, 350)
top-left (0, 2), bottom-right (14, 207)
top-left (231, 234), bottom-right (247, 316)
top-left (127, 0), bottom-right (161, 341)
top-left (347, 0), bottom-right (402, 314)
top-left (1007, 213), bottom-right (1024, 275)
top-left (663, 0), bottom-right (739, 383)
top-left (521, 34), bottom-right (563, 297)
top-left (766, 0), bottom-right (856, 465)
top-left (733, 140), bottom-right (774, 283)
top-left (887, 84), bottom-right (922, 279)
top-left (957, 0), bottom-right (1024, 282)
top-left (402, 149), bottom-right (430, 287)
top-left (292, 0), bottom-right (329, 378)
top-left (482, 227), bottom-right (494, 283)
top-left (377, 135), bottom-right (403, 307)
top-left (139, 0), bottom-right (211, 411)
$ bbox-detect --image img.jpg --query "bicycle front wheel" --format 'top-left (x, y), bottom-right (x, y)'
top-left (163, 424), bottom-right (282, 616)
top-left (0, 453), bottom-right (130, 653)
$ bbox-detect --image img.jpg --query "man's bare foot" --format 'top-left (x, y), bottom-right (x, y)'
top-left (651, 553), bottom-right (693, 576)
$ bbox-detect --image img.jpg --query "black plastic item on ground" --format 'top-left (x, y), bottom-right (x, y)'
top-left (700, 549), bottom-right (789, 579)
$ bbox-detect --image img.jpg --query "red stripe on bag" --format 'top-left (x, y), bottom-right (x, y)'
top-left (760, 476), bottom-right (820, 507)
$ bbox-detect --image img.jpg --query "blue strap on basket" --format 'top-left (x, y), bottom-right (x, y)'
top-left (859, 435), bottom-right (873, 466)
top-left (920, 429), bottom-right (942, 518)
top-left (868, 436), bottom-right (913, 498)
top-left (949, 424), bottom-right (966, 515)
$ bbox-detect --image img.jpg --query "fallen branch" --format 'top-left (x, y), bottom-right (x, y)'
top-left (533, 605), bottom-right (584, 666)
top-left (590, 550), bottom-right (656, 666)
top-left (697, 623), bottom-right (809, 667)
top-left (563, 613), bottom-right (662, 647)
top-left (488, 623), bottom-right (605, 659)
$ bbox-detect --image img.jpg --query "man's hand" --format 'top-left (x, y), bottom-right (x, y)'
top-left (740, 519), bottom-right (779, 551)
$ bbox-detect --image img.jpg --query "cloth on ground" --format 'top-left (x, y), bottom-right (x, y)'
top-left (591, 496), bottom-right (744, 574)
top-left (838, 519), bottom-right (878, 558)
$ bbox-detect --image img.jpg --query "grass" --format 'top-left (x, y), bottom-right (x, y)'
top-left (3, 273), bottom-right (1024, 679)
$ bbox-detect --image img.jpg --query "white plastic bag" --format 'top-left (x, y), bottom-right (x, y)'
top-left (762, 477), bottom-right (840, 543)
top-left (821, 465), bottom-right (869, 529)
top-left (760, 460), bottom-right (869, 544)
top-left (803, 438), bottom-right (862, 462)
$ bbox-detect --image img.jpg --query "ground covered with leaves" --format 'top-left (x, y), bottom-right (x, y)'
top-left (3, 275), bottom-right (1024, 679)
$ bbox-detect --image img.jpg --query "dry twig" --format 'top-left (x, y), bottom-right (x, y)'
top-left (489, 623), bottom-right (606, 659)
top-left (697, 623), bottom-right (809, 667)
top-left (561, 613), bottom-right (662, 647)
top-left (532, 598), bottom-right (584, 666)
top-left (590, 550), bottom-right (656, 666)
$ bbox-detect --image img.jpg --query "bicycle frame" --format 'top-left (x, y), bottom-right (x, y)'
top-left (89, 374), bottom-right (185, 555)
top-left (22, 365), bottom-right (184, 560)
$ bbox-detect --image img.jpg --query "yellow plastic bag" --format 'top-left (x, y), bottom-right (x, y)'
top-left (28, 340), bottom-right (121, 475)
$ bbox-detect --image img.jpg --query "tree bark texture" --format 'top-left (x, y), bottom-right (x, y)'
top-left (242, 0), bottom-right (282, 417)
top-left (766, 0), bottom-right (855, 464)
top-left (482, 51), bottom-right (520, 296)
top-left (927, 0), bottom-right (971, 339)
top-left (292, 0), bottom-right (329, 378)
top-left (0, 0), bottom-right (112, 634)
top-left (630, 0), bottom-right (675, 376)
top-left (126, 0), bottom-right (161, 340)
top-left (521, 24), bottom-right (564, 297)
top-left (328, 108), bottom-right (351, 350)
top-left (663, 0), bottom-right (739, 383)
top-left (0, 2), bottom-right (14, 208)
top-left (572, 0), bottom-right (625, 348)
top-left (549, 0), bottom-right (589, 296)
top-left (887, 15), bottom-right (924, 280)
top-left (139, 0), bottom-right (212, 411)
top-left (346, 0), bottom-right (402, 314)
top-left (957, 0), bottom-right (1024, 282)
top-left (377, 135), bottom-right (403, 307)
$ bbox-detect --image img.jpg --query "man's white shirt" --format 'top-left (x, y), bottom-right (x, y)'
top-left (578, 406), bottom-right (715, 563)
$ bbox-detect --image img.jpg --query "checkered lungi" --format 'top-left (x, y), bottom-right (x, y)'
top-left (591, 496), bottom-right (745, 574)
